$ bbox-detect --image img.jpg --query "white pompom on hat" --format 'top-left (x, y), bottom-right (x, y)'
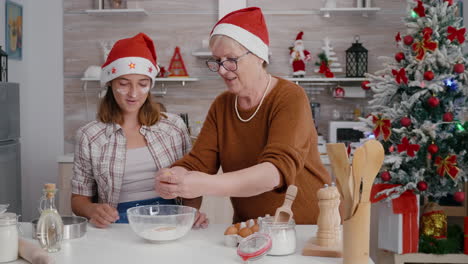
top-left (100, 33), bottom-right (159, 92)
top-left (210, 7), bottom-right (270, 64)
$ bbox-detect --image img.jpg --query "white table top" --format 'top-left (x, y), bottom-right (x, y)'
top-left (14, 223), bottom-right (374, 264)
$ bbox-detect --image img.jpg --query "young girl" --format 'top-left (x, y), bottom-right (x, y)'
top-left (71, 33), bottom-right (207, 228)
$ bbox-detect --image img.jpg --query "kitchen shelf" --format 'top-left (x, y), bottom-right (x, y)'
top-left (85, 8), bottom-right (148, 16)
top-left (80, 77), bottom-right (198, 97)
top-left (320, 7), bottom-right (380, 17)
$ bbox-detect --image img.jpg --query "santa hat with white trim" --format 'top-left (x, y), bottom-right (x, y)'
top-left (100, 33), bottom-right (159, 91)
top-left (294, 31), bottom-right (304, 45)
top-left (210, 7), bottom-right (269, 64)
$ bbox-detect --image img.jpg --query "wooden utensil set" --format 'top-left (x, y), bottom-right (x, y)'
top-left (304, 139), bottom-right (384, 263)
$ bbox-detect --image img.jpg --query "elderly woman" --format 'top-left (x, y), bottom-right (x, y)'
top-left (71, 33), bottom-right (207, 228)
top-left (156, 7), bottom-right (330, 224)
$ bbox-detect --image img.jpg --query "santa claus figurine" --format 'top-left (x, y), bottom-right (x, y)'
top-left (290, 31), bottom-right (311, 78)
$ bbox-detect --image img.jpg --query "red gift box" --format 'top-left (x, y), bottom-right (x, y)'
top-left (372, 184), bottom-right (419, 254)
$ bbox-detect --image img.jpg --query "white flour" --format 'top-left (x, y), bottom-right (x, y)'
top-left (268, 228), bottom-right (296, 255)
top-left (139, 225), bottom-right (189, 241)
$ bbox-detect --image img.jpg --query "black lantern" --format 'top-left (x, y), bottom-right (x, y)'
top-left (0, 46), bottom-right (8, 82)
top-left (346, 36), bottom-right (368, 77)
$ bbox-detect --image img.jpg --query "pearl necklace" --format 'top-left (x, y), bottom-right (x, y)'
top-left (235, 74), bottom-right (272, 123)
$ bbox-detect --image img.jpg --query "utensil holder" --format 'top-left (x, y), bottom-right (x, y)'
top-left (343, 202), bottom-right (370, 264)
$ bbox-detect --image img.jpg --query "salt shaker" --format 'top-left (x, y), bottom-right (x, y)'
top-left (0, 212), bottom-right (19, 262)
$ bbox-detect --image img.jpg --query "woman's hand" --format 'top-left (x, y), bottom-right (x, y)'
top-left (193, 211), bottom-right (209, 229)
top-left (86, 203), bottom-right (119, 228)
top-left (155, 169), bottom-right (207, 199)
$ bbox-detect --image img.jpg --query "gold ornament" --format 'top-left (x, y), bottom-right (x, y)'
top-left (420, 202), bottom-right (447, 239)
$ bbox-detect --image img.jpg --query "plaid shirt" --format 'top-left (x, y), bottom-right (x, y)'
top-left (72, 113), bottom-right (191, 208)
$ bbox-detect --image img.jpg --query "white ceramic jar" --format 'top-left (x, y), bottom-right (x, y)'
top-left (0, 212), bottom-right (19, 262)
top-left (259, 216), bottom-right (296, 256)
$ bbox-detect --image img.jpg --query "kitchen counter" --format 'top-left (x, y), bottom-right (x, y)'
top-left (13, 223), bottom-right (374, 264)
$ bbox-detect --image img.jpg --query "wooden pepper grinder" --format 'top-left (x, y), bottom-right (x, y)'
top-left (302, 183), bottom-right (342, 257)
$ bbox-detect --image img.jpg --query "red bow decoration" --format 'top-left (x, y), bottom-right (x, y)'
top-left (397, 137), bottom-right (420, 157)
top-left (372, 114), bottom-right (392, 141)
top-left (447, 26), bottom-right (466, 44)
top-left (412, 34), bottom-right (438, 60)
top-left (435, 155), bottom-right (459, 180)
top-left (422, 27), bottom-right (433, 37)
top-left (319, 61), bottom-right (334, 78)
top-left (413, 0), bottom-right (425, 17)
top-left (392, 68), bottom-right (409, 84)
top-left (395, 32), bottom-right (401, 43)
top-left (444, 0), bottom-right (453, 6)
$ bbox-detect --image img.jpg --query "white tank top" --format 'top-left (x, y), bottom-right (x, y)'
top-left (118, 146), bottom-right (159, 203)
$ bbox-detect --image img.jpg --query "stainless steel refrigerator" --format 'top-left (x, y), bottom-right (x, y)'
top-left (0, 82), bottom-right (21, 215)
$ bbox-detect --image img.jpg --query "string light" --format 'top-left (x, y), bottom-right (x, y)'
top-left (443, 78), bottom-right (458, 92)
top-left (411, 10), bottom-right (419, 18)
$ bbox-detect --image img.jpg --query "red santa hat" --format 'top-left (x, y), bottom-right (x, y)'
top-left (294, 31), bottom-right (304, 45)
top-left (101, 33), bottom-right (159, 88)
top-left (210, 7), bottom-right (270, 64)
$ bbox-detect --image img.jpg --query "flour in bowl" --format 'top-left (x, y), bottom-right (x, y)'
top-left (139, 225), bottom-right (190, 241)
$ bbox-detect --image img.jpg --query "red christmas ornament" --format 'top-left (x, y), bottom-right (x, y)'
top-left (454, 191), bottom-right (465, 203)
top-left (423, 71), bottom-right (434, 81)
top-left (417, 181), bottom-right (428, 191)
top-left (380, 171), bottom-right (391, 182)
top-left (395, 52), bottom-right (405, 62)
top-left (361, 80), bottom-right (371, 90)
top-left (428, 144), bottom-right (439, 154)
top-left (400, 117), bottom-right (412, 127)
top-left (333, 86), bottom-right (345, 99)
top-left (443, 112), bottom-right (454, 122)
top-left (454, 63), bottom-right (465, 73)
top-left (427, 96), bottom-right (440, 108)
top-left (403, 35), bottom-right (414, 45)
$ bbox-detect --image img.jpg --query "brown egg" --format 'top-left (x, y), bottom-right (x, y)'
top-left (224, 225), bottom-right (238, 235)
top-left (250, 224), bottom-right (259, 233)
top-left (238, 227), bottom-right (253, 238)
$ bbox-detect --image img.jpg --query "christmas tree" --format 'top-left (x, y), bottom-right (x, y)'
top-left (361, 0), bottom-right (468, 202)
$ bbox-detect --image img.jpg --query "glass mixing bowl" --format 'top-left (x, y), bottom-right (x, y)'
top-left (127, 205), bottom-right (196, 242)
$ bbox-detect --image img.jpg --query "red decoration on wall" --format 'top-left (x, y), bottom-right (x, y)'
top-left (333, 86), bottom-right (345, 98)
top-left (168, 46), bottom-right (189, 77)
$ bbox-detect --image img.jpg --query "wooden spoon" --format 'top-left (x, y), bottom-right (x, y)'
top-left (360, 140), bottom-right (385, 203)
top-left (274, 185), bottom-right (298, 223)
top-left (351, 147), bottom-right (366, 217)
top-left (326, 143), bottom-right (352, 219)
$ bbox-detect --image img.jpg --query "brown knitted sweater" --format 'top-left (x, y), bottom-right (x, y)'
top-left (173, 77), bottom-right (331, 224)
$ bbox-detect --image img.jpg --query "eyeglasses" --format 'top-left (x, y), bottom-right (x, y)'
top-left (206, 51), bottom-right (251, 72)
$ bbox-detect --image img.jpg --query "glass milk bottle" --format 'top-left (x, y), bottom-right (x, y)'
top-left (36, 183), bottom-right (64, 252)
top-left (0, 212), bottom-right (19, 262)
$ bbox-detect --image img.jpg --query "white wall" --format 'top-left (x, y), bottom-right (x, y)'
top-left (0, 0), bottom-right (63, 221)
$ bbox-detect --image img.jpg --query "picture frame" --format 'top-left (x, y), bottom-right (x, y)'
top-left (5, 1), bottom-right (22, 60)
